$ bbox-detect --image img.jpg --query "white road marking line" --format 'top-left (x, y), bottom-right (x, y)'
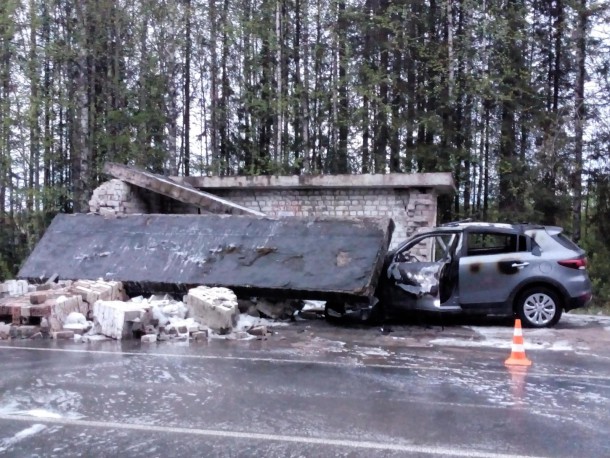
top-left (0, 414), bottom-right (545, 458)
top-left (0, 345), bottom-right (608, 381)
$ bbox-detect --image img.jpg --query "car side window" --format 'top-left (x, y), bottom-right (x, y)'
top-left (396, 234), bottom-right (456, 262)
top-left (466, 232), bottom-right (528, 257)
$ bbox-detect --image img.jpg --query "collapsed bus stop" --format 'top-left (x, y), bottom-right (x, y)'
top-left (19, 164), bottom-right (454, 301)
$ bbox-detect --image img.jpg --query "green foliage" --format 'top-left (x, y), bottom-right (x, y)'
top-left (580, 235), bottom-right (610, 307)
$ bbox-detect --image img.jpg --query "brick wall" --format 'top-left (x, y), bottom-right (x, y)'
top-left (212, 187), bottom-right (437, 248)
top-left (89, 179), bottom-right (198, 215)
top-left (90, 181), bottom-right (439, 249)
top-left (89, 179), bottom-right (149, 216)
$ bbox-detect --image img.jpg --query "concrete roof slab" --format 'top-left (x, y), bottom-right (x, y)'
top-left (18, 214), bottom-right (394, 300)
top-left (177, 173), bottom-right (455, 194)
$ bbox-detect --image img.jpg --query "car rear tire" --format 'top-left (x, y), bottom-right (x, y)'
top-left (516, 287), bottom-right (563, 328)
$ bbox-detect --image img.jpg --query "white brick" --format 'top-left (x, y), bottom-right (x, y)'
top-left (185, 286), bottom-right (238, 333)
top-left (92, 300), bottom-right (151, 340)
top-left (48, 295), bottom-right (87, 332)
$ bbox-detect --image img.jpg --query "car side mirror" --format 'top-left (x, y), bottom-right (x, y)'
top-left (531, 245), bottom-right (541, 256)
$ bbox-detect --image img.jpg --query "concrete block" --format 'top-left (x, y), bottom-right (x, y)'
top-left (16, 280), bottom-right (29, 296)
top-left (165, 317), bottom-right (197, 338)
top-left (53, 330), bottom-right (75, 340)
top-left (11, 306), bottom-right (21, 325)
top-left (4, 280), bottom-right (19, 296)
top-left (63, 312), bottom-right (91, 334)
top-left (48, 295), bottom-right (86, 332)
top-left (29, 304), bottom-right (51, 317)
top-left (187, 323), bottom-right (200, 334)
top-left (247, 326), bottom-right (268, 337)
top-left (30, 292), bottom-right (47, 305)
top-left (141, 334), bottom-right (157, 343)
top-left (0, 322), bottom-right (11, 339)
top-left (185, 286), bottom-right (238, 333)
top-left (82, 335), bottom-right (109, 343)
top-left (72, 279), bottom-right (124, 306)
top-left (92, 300), bottom-right (151, 339)
top-left (192, 330), bottom-right (208, 341)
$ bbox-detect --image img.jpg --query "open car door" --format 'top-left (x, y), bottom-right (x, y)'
top-left (385, 232), bottom-right (460, 311)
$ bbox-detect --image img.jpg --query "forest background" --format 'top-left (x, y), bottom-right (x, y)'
top-left (1, 0), bottom-right (609, 309)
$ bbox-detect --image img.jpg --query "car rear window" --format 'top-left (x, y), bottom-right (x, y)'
top-left (552, 232), bottom-right (581, 251)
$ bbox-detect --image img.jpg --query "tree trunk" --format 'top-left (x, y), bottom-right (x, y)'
top-left (336, 0), bottom-right (349, 174)
top-left (373, 0), bottom-right (390, 173)
top-left (220, 0), bottom-right (231, 174)
top-left (0, 0), bottom-right (14, 217)
top-left (299, 0), bottom-right (310, 174)
top-left (274, 0), bottom-right (282, 166)
top-left (572, 0), bottom-right (587, 242)
top-left (497, 0), bottom-right (524, 218)
top-left (70, 0), bottom-right (91, 213)
top-left (183, 0), bottom-right (191, 176)
top-left (28, 0), bottom-right (40, 212)
top-left (209, 0), bottom-right (219, 172)
top-left (389, 1), bottom-right (403, 174)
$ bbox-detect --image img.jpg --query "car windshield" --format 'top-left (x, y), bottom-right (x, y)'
top-left (398, 233), bottom-right (457, 262)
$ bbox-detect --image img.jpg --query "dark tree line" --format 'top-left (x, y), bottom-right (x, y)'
top-left (1, 0), bottom-right (610, 304)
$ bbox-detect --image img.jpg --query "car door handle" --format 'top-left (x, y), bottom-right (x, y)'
top-left (511, 262), bottom-right (529, 268)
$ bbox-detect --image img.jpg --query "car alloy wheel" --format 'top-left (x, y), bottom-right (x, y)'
top-left (517, 287), bottom-right (562, 328)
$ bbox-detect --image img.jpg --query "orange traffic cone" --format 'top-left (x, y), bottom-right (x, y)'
top-left (505, 319), bottom-right (532, 366)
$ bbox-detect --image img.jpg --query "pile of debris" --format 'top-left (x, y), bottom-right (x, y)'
top-left (0, 278), bottom-right (324, 343)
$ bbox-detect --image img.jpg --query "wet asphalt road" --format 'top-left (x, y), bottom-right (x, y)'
top-left (1, 318), bottom-right (609, 457)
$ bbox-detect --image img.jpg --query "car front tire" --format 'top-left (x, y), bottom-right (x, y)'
top-left (516, 287), bottom-right (563, 328)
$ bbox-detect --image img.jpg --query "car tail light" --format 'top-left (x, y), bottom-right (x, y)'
top-left (558, 257), bottom-right (587, 270)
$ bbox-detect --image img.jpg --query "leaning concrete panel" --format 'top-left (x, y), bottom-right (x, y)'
top-left (103, 162), bottom-right (266, 217)
top-left (18, 214), bottom-right (394, 300)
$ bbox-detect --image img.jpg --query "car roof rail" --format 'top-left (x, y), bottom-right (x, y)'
top-left (519, 222), bottom-right (547, 229)
top-left (441, 218), bottom-right (473, 227)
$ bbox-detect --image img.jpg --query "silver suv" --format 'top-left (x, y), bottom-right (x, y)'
top-left (375, 222), bottom-right (593, 327)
